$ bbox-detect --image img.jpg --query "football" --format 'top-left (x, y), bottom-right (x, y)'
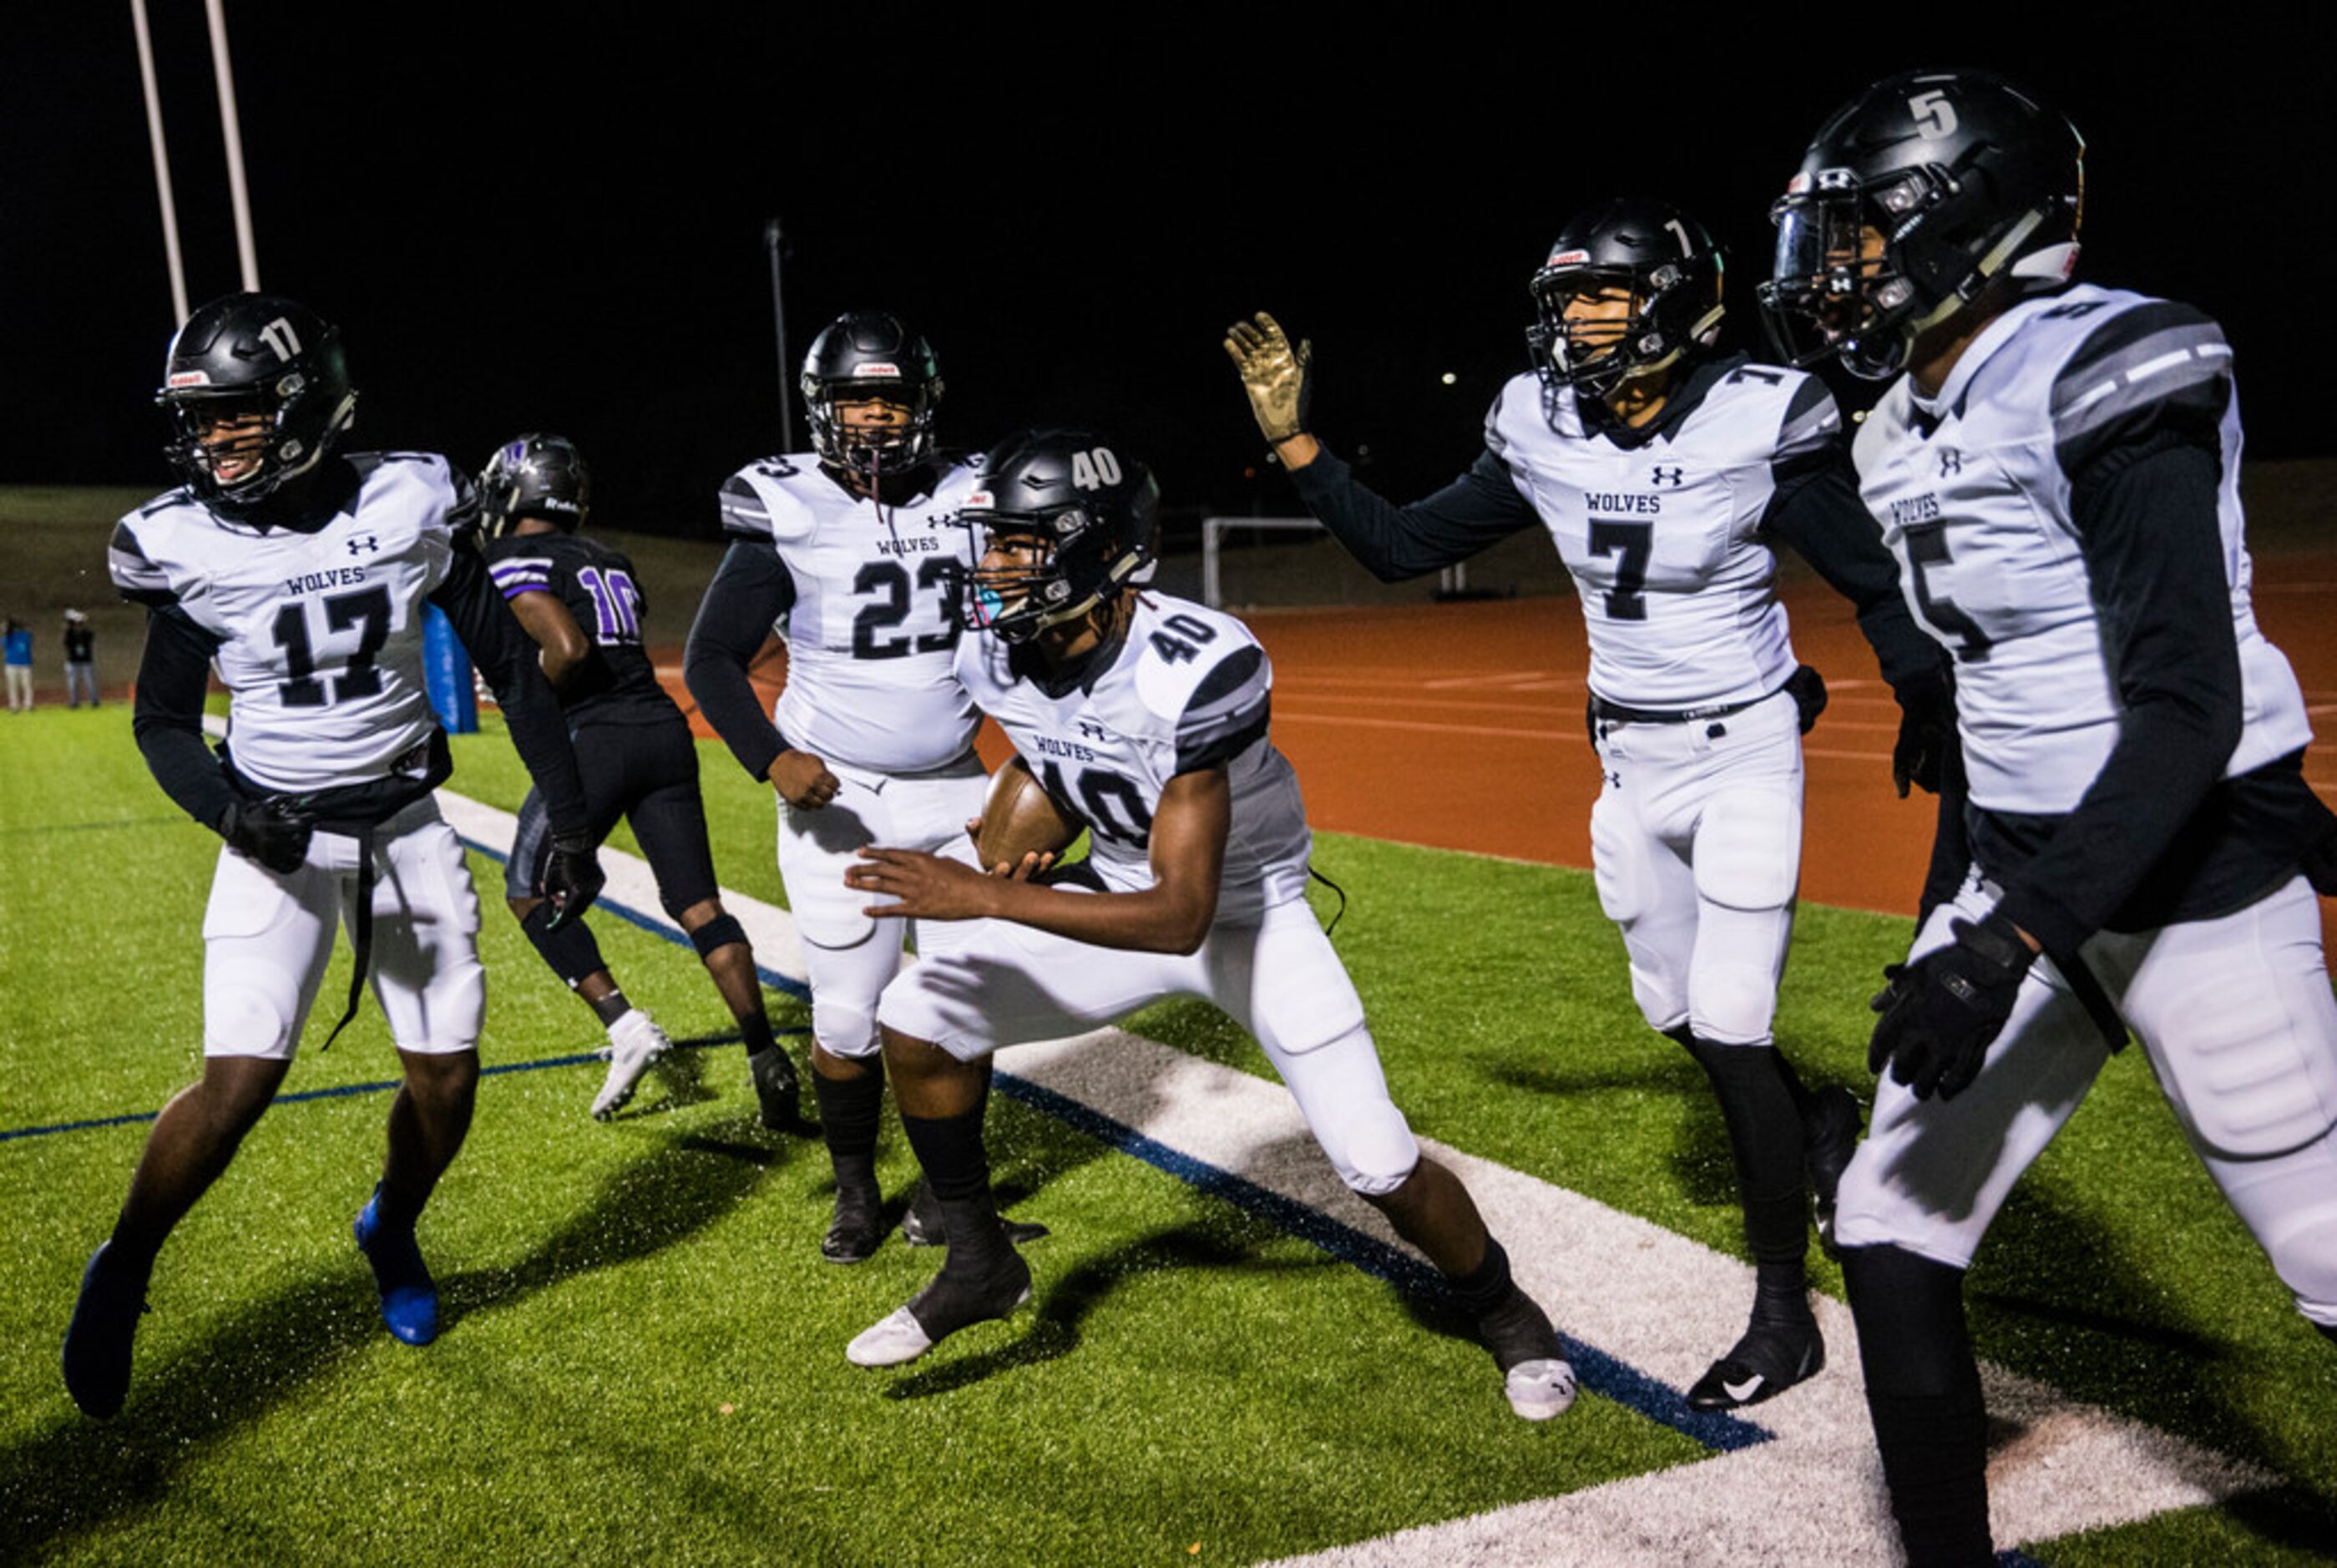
top-left (974, 756), bottom-right (1078, 872)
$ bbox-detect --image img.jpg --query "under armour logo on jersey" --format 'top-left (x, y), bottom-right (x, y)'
top-left (347, 533), bottom-right (381, 557)
top-left (1076, 721), bottom-right (1115, 742)
top-left (1938, 448), bottom-right (1964, 477)
top-left (1650, 464), bottom-right (1684, 488)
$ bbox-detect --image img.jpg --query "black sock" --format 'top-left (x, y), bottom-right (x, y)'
top-left (1686, 1038), bottom-right (1809, 1280)
top-left (899, 1108), bottom-right (1008, 1270)
top-left (588, 989), bottom-right (631, 1029)
top-left (1448, 1237), bottom-right (1517, 1316)
top-left (737, 1010), bottom-right (776, 1056)
top-left (1842, 1245), bottom-right (1992, 1565)
top-left (812, 1068), bottom-right (884, 1191)
top-left (2318, 1320), bottom-right (2336, 1349)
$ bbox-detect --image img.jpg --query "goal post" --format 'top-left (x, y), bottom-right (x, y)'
top-left (1198, 516), bottom-right (1468, 609)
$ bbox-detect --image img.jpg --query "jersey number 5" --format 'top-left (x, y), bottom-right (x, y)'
top-left (272, 586), bottom-right (391, 706)
top-left (1901, 523), bottom-right (1994, 662)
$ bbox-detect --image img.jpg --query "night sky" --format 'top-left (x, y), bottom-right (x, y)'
top-left (13, 10), bottom-right (2334, 536)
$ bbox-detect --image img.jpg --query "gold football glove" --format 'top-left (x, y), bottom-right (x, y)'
top-left (1223, 311), bottom-right (1313, 444)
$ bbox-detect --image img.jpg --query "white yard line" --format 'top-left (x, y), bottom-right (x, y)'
top-left (423, 759), bottom-right (2268, 1564)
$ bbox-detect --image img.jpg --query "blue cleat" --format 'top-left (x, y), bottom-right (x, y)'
top-left (353, 1186), bottom-right (440, 1346)
top-left (62, 1242), bottom-right (148, 1419)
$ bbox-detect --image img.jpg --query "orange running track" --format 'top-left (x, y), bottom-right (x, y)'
top-left (664, 554), bottom-right (2337, 943)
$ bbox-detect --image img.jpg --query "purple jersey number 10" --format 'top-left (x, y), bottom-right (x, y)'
top-left (575, 566), bottom-right (643, 645)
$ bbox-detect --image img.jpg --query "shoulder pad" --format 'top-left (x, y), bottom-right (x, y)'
top-left (2048, 296), bottom-right (2230, 454)
top-left (1774, 372), bottom-right (1843, 460)
top-left (108, 513), bottom-right (178, 606)
top-left (1131, 600), bottom-right (1263, 716)
top-left (721, 462), bottom-right (821, 544)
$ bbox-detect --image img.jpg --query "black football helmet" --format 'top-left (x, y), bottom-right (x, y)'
top-left (158, 292), bottom-right (357, 505)
top-left (960, 428), bottom-right (1159, 644)
top-left (1525, 199), bottom-right (1726, 402)
top-left (801, 311), bottom-right (943, 481)
top-left (1760, 68), bottom-right (2085, 380)
top-left (478, 433), bottom-right (591, 537)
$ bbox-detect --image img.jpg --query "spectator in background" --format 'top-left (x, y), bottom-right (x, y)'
top-left (63, 610), bottom-right (99, 708)
top-left (4, 618), bottom-right (32, 711)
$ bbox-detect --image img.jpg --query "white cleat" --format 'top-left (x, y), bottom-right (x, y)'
top-left (1505, 1358), bottom-right (1579, 1421)
top-left (592, 1009), bottom-right (671, 1120)
top-left (846, 1308), bottom-right (935, 1368)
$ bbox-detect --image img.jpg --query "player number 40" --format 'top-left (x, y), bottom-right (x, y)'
top-left (1149, 611), bottom-right (1217, 664)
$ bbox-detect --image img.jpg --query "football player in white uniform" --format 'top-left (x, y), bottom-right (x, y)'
top-left (685, 311), bottom-right (1040, 1261)
top-left (478, 434), bottom-right (797, 1124)
top-left (63, 293), bottom-right (604, 1419)
top-left (837, 428), bottom-right (1578, 1423)
top-left (1764, 69), bottom-right (2337, 1565)
top-left (1227, 200), bottom-right (1953, 1414)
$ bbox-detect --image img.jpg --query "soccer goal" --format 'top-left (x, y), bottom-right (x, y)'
top-left (1198, 516), bottom-right (1469, 609)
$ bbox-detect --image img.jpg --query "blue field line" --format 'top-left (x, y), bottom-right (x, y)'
top-left (998, 1072), bottom-right (1773, 1456)
top-left (15, 823), bottom-right (1775, 1462)
top-left (0, 1030), bottom-right (804, 1144)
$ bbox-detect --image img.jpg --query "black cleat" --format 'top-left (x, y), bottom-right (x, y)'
top-left (748, 1045), bottom-right (806, 1133)
top-left (62, 1242), bottom-right (148, 1419)
top-left (1803, 1085), bottom-right (1862, 1259)
top-left (901, 1180), bottom-right (1051, 1249)
top-left (1687, 1312), bottom-right (1824, 1411)
top-left (822, 1180), bottom-right (884, 1264)
top-left (1476, 1285), bottom-right (1578, 1421)
top-left (847, 1244), bottom-right (1033, 1367)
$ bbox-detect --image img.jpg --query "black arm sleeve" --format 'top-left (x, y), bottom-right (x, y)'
top-left (131, 604), bottom-right (238, 832)
top-left (1762, 451), bottom-right (1947, 697)
top-left (1287, 447), bottom-right (1540, 582)
top-left (1992, 428), bottom-right (2242, 961)
top-left (430, 544), bottom-right (590, 835)
top-left (683, 540), bottom-right (798, 781)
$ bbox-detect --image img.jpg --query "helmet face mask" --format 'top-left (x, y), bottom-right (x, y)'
top-left (800, 311), bottom-right (943, 483)
top-left (478, 433), bottom-right (591, 538)
top-left (1525, 200), bottom-right (1726, 404)
top-left (158, 292), bottom-right (357, 506)
top-left (959, 431), bottom-right (1158, 646)
top-left (1759, 69), bottom-right (2084, 381)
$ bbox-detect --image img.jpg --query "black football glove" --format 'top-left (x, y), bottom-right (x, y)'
top-left (1891, 673), bottom-right (1956, 798)
top-left (220, 797), bottom-right (313, 874)
top-left (1868, 911), bottom-right (2036, 1101)
top-left (539, 830), bottom-right (605, 930)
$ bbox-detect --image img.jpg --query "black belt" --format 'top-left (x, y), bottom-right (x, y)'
top-left (1591, 691), bottom-right (1768, 726)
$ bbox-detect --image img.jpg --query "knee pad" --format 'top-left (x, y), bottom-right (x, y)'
top-left (1329, 1100), bottom-right (1420, 1197)
top-left (205, 981), bottom-right (299, 1059)
top-left (1295, 1026), bottom-right (1419, 1196)
top-left (1691, 962), bottom-right (1780, 1046)
top-left (519, 900), bottom-right (606, 989)
top-left (812, 992), bottom-right (881, 1060)
top-left (1628, 964), bottom-right (1689, 1038)
top-left (689, 913), bottom-right (747, 959)
top-left (1692, 789), bottom-right (1799, 913)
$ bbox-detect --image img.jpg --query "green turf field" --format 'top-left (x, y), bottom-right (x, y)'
top-left (3, 706), bottom-right (2334, 1565)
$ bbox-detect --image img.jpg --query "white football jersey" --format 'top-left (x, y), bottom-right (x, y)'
top-left (956, 594), bottom-right (1313, 923)
top-left (1486, 362), bottom-right (1832, 709)
top-left (1854, 284), bottom-right (2311, 813)
top-left (108, 453), bottom-right (465, 794)
top-left (718, 453), bottom-right (980, 774)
